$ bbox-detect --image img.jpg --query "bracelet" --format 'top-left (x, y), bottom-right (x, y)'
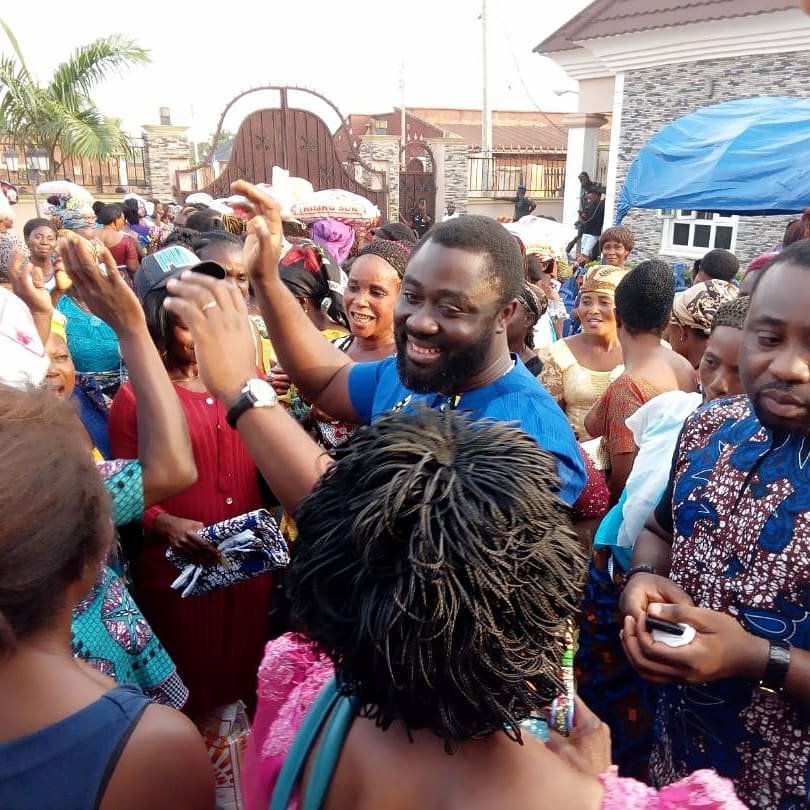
top-left (758, 639), bottom-right (791, 694)
top-left (623, 564), bottom-right (658, 586)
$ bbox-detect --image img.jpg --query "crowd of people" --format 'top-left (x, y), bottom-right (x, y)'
top-left (0, 177), bottom-right (808, 810)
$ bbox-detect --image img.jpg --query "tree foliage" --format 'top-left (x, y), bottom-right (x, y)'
top-left (0, 20), bottom-right (150, 177)
top-left (192, 130), bottom-right (235, 166)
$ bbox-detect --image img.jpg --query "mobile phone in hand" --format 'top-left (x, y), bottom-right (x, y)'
top-left (645, 615), bottom-right (685, 636)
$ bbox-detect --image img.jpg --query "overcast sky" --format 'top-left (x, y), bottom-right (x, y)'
top-left (2, 1), bottom-right (592, 144)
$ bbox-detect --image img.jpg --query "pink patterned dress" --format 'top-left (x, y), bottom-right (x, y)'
top-left (242, 634), bottom-right (744, 810)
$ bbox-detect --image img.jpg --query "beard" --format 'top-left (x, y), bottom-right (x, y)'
top-left (749, 383), bottom-right (810, 437)
top-left (395, 326), bottom-right (496, 394)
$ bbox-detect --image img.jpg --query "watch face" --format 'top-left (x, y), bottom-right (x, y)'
top-left (246, 378), bottom-right (277, 405)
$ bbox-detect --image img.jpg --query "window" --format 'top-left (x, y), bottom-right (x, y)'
top-left (373, 119), bottom-right (388, 135)
top-left (660, 210), bottom-right (738, 258)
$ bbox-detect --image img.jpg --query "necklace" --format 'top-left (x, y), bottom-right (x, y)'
top-left (169, 373), bottom-right (200, 383)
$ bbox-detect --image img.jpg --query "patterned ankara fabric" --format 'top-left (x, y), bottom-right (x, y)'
top-left (571, 449), bottom-right (610, 521)
top-left (671, 280), bottom-right (738, 337)
top-left (587, 374), bottom-right (662, 459)
top-left (652, 395), bottom-right (810, 810)
top-left (73, 375), bottom-right (111, 459)
top-left (97, 459), bottom-right (144, 527)
top-left (71, 567), bottom-right (189, 709)
top-left (576, 373), bottom-right (666, 781)
top-left (69, 459), bottom-right (188, 709)
top-left (575, 548), bottom-right (658, 782)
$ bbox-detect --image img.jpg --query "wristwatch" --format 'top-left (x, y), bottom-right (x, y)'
top-left (226, 378), bottom-right (278, 429)
top-left (758, 639), bottom-right (791, 695)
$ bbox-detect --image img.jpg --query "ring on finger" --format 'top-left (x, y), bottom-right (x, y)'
top-left (202, 300), bottom-right (218, 312)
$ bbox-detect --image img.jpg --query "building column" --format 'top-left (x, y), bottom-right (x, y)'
top-left (603, 72), bottom-right (625, 227)
top-left (426, 138), bottom-right (469, 217)
top-left (142, 123), bottom-right (191, 201)
top-left (117, 156), bottom-right (129, 189)
top-left (561, 113), bottom-right (608, 226)
top-left (357, 134), bottom-right (401, 221)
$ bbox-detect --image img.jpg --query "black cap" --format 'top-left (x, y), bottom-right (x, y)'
top-left (134, 245), bottom-right (226, 300)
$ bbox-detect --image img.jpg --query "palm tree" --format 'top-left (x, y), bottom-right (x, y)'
top-left (0, 20), bottom-right (150, 178)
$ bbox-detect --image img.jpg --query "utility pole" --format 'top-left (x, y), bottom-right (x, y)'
top-left (400, 60), bottom-right (406, 156)
top-left (481, 0), bottom-right (493, 193)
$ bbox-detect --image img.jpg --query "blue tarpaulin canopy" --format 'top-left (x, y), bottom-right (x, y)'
top-left (616, 96), bottom-right (810, 223)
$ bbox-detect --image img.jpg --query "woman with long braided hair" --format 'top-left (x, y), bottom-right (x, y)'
top-left (241, 408), bottom-right (743, 809)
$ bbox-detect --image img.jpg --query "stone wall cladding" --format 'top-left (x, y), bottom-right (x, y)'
top-left (142, 132), bottom-right (190, 200)
top-left (444, 144), bottom-right (470, 213)
top-left (359, 139), bottom-right (400, 221)
top-left (617, 52), bottom-right (810, 267)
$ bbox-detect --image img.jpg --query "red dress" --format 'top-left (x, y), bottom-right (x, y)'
top-left (109, 383), bottom-right (272, 718)
top-left (106, 233), bottom-right (140, 267)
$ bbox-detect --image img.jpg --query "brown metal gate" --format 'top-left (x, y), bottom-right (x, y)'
top-left (176, 87), bottom-right (386, 212)
top-left (399, 141), bottom-right (436, 225)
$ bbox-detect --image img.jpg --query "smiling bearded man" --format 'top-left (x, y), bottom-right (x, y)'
top-left (230, 194), bottom-right (586, 506)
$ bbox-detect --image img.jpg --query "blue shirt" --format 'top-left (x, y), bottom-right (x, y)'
top-left (348, 355), bottom-right (586, 505)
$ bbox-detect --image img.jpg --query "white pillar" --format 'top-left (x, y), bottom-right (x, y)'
top-left (561, 113), bottom-right (608, 226)
top-left (118, 156), bottom-right (129, 188)
top-left (429, 141), bottom-right (447, 219)
top-left (603, 72), bottom-right (625, 227)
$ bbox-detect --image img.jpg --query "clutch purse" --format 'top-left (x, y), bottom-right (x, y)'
top-left (166, 509), bottom-right (289, 598)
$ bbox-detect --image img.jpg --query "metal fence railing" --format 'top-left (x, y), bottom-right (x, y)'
top-left (0, 138), bottom-right (149, 195)
top-left (468, 154), bottom-right (567, 199)
top-left (468, 151), bottom-right (610, 200)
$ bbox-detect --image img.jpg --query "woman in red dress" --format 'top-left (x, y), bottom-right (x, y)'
top-left (94, 203), bottom-right (141, 277)
top-left (109, 274), bottom-right (271, 720)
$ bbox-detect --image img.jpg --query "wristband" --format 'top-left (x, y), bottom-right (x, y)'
top-left (623, 564), bottom-right (658, 586)
top-left (758, 639), bottom-right (791, 694)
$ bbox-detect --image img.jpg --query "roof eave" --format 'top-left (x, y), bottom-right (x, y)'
top-left (536, 48), bottom-right (614, 80)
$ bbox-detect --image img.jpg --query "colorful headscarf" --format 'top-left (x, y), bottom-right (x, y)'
top-left (280, 241), bottom-right (347, 327)
top-left (309, 218), bottom-right (355, 266)
top-left (579, 264), bottom-right (628, 297)
top-left (60, 210), bottom-right (95, 231)
top-left (671, 279), bottom-right (738, 336)
top-left (50, 311), bottom-right (68, 342)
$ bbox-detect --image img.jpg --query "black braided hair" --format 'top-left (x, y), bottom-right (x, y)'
top-left (288, 407), bottom-right (587, 747)
top-left (712, 295), bottom-right (749, 332)
top-left (351, 239), bottom-right (410, 279)
top-left (615, 259), bottom-right (675, 335)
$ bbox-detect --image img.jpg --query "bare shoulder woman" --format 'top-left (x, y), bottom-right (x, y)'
top-left (0, 387), bottom-right (214, 810)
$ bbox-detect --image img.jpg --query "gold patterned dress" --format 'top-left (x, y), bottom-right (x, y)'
top-left (539, 340), bottom-right (623, 441)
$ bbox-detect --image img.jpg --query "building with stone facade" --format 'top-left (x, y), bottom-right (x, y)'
top-left (536, 1), bottom-right (810, 266)
top-left (339, 108), bottom-right (609, 224)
